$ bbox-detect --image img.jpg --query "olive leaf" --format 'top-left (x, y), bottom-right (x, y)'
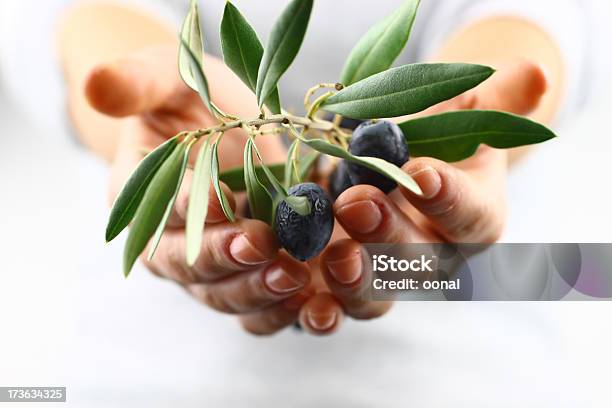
top-left (179, 0), bottom-right (205, 92)
top-left (341, 0), bottom-right (420, 85)
top-left (220, 163), bottom-right (285, 191)
top-left (284, 139), bottom-right (301, 189)
top-left (106, 136), bottom-right (178, 243)
top-left (220, 2), bottom-right (281, 114)
top-left (180, 38), bottom-right (215, 115)
top-left (299, 150), bottom-right (319, 180)
top-left (256, 0), bottom-right (313, 108)
top-left (284, 195), bottom-right (312, 216)
top-left (123, 142), bottom-right (188, 277)
top-left (400, 110), bottom-right (558, 162)
top-left (147, 141), bottom-right (192, 261)
top-left (244, 139), bottom-right (274, 224)
top-left (185, 138), bottom-right (214, 266)
top-left (322, 63), bottom-right (494, 119)
top-left (287, 125), bottom-right (422, 195)
top-left (211, 141), bottom-right (236, 223)
top-left (249, 138), bottom-right (311, 216)
top-left (218, 151), bottom-right (318, 192)
top-left (249, 139), bottom-right (288, 196)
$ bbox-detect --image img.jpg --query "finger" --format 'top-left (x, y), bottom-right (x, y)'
top-left (333, 184), bottom-right (432, 244)
top-left (85, 45), bottom-right (184, 117)
top-left (142, 218), bottom-right (279, 284)
top-left (298, 292), bottom-right (343, 336)
top-left (424, 60), bottom-right (547, 116)
top-left (238, 289), bottom-right (314, 336)
top-left (166, 172), bottom-right (237, 228)
top-left (401, 157), bottom-right (506, 243)
top-left (321, 239), bottom-right (393, 320)
top-left (186, 252), bottom-right (311, 314)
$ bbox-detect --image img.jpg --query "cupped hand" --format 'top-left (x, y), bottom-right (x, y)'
top-left (89, 45), bottom-right (547, 337)
top-left (295, 60), bottom-right (548, 335)
top-left (88, 45), bottom-right (314, 334)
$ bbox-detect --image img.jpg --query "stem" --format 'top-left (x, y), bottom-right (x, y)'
top-left (307, 91), bottom-right (334, 119)
top-left (190, 113), bottom-right (336, 139)
top-left (303, 83), bottom-right (339, 112)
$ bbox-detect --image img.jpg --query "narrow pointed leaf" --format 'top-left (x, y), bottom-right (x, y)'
top-left (299, 151), bottom-right (319, 180)
top-left (249, 139), bottom-right (310, 214)
top-left (211, 142), bottom-right (236, 223)
top-left (284, 139), bottom-right (301, 188)
top-left (180, 38), bottom-right (214, 115)
top-left (256, 0), bottom-right (313, 107)
top-left (287, 127), bottom-right (422, 195)
top-left (323, 63), bottom-right (494, 119)
top-left (244, 140), bottom-right (274, 223)
top-left (185, 139), bottom-right (214, 266)
top-left (220, 2), bottom-right (281, 113)
top-left (179, 0), bottom-right (205, 91)
top-left (250, 139), bottom-right (287, 196)
top-left (106, 137), bottom-right (178, 242)
top-left (341, 0), bottom-right (420, 85)
top-left (217, 151), bottom-right (319, 192)
top-left (399, 110), bottom-right (557, 162)
top-left (123, 142), bottom-right (188, 277)
top-left (147, 142), bottom-right (191, 260)
top-left (284, 195), bottom-right (311, 216)
top-left (219, 163), bottom-right (285, 191)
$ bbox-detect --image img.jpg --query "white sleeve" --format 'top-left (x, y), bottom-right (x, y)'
top-left (417, 0), bottom-right (592, 121)
top-left (0, 0), bottom-right (181, 138)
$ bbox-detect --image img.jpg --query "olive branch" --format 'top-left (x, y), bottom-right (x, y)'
top-left (106, 0), bottom-right (557, 276)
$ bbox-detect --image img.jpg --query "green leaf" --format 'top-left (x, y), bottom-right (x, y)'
top-left (244, 139), bottom-right (274, 224)
top-left (184, 138), bottom-right (215, 266)
top-left (106, 137), bottom-right (178, 242)
top-left (211, 142), bottom-right (236, 223)
top-left (217, 151), bottom-right (318, 192)
top-left (219, 163), bottom-right (285, 191)
top-left (399, 110), bottom-right (557, 162)
top-left (220, 2), bottom-right (281, 114)
top-left (287, 126), bottom-right (422, 195)
top-left (147, 142), bottom-right (192, 261)
top-left (299, 150), bottom-right (319, 180)
top-left (341, 0), bottom-right (420, 85)
top-left (256, 0), bottom-right (313, 108)
top-left (123, 142), bottom-right (188, 277)
top-left (249, 139), bottom-right (288, 197)
top-left (284, 195), bottom-right (311, 216)
top-left (179, 0), bottom-right (205, 92)
top-left (284, 139), bottom-right (301, 189)
top-left (322, 63), bottom-right (494, 119)
top-left (180, 38), bottom-right (215, 115)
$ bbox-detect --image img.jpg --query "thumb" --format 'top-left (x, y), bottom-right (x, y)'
top-left (85, 45), bottom-right (181, 117)
top-left (400, 157), bottom-right (507, 243)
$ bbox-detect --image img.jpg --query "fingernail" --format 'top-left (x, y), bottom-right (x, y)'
top-left (265, 265), bottom-right (307, 294)
top-left (326, 250), bottom-right (362, 285)
top-left (229, 234), bottom-right (268, 266)
top-left (307, 311), bottom-right (337, 331)
top-left (336, 200), bottom-right (382, 234)
top-left (408, 166), bottom-right (442, 199)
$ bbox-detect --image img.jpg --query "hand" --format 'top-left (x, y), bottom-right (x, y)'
top-left (87, 45), bottom-right (315, 332)
top-left (294, 60), bottom-right (548, 335)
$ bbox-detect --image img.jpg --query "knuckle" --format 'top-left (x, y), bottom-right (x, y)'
top-left (190, 285), bottom-right (237, 314)
top-left (165, 243), bottom-right (199, 284)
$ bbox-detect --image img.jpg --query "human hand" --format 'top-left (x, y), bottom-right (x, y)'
top-left (293, 60), bottom-right (549, 335)
top-left (87, 45), bottom-right (315, 332)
